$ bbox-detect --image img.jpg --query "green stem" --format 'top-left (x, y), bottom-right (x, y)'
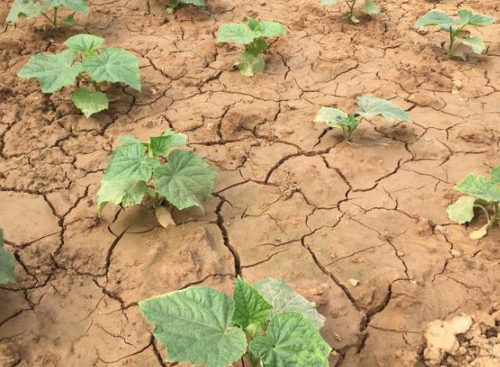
top-left (349, 0), bottom-right (357, 21)
top-left (492, 202), bottom-right (500, 227)
top-left (40, 11), bottom-right (56, 27)
top-left (473, 204), bottom-right (491, 225)
top-left (53, 6), bottom-right (58, 28)
top-left (448, 25), bottom-right (466, 57)
top-left (80, 74), bottom-right (102, 92)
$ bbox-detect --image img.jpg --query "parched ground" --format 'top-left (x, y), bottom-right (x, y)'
top-left (1, 0), bottom-right (500, 366)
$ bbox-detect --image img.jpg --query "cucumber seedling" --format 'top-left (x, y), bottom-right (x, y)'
top-left (415, 10), bottom-right (496, 59)
top-left (447, 166), bottom-right (500, 239)
top-left (139, 277), bottom-right (331, 367)
top-left (7, 0), bottom-right (88, 28)
top-left (98, 131), bottom-right (215, 227)
top-left (0, 229), bottom-right (16, 285)
top-left (321, 0), bottom-right (381, 24)
top-left (315, 95), bottom-right (410, 141)
top-left (164, 0), bottom-right (205, 14)
top-left (217, 17), bottom-right (286, 77)
top-left (18, 34), bottom-right (141, 118)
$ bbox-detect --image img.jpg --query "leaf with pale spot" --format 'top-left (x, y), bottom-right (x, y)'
top-left (253, 278), bottom-right (325, 329)
top-left (139, 288), bottom-right (247, 367)
top-left (250, 312), bottom-right (331, 367)
top-left (239, 52), bottom-right (266, 76)
top-left (454, 174), bottom-right (500, 202)
top-left (97, 180), bottom-right (147, 214)
top-left (356, 95), bottom-right (410, 121)
top-left (314, 107), bottom-right (355, 129)
top-left (71, 88), bottom-right (108, 117)
top-left (18, 50), bottom-right (83, 93)
top-left (447, 196), bottom-right (476, 224)
top-left (457, 36), bottom-right (485, 54)
top-left (6, 0), bottom-right (48, 23)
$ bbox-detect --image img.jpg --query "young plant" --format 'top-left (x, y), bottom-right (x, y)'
top-left (139, 277), bottom-right (331, 367)
top-left (447, 166), bottom-right (500, 240)
top-left (315, 95), bottom-right (410, 141)
top-left (415, 10), bottom-right (496, 59)
top-left (164, 0), bottom-right (205, 14)
top-left (98, 130), bottom-right (215, 227)
top-left (18, 34), bottom-right (140, 118)
top-left (217, 17), bottom-right (286, 77)
top-left (321, 0), bottom-right (381, 24)
top-left (0, 229), bottom-right (16, 285)
top-left (6, 0), bottom-right (88, 28)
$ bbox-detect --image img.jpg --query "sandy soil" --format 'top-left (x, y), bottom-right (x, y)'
top-left (1, 0), bottom-right (500, 366)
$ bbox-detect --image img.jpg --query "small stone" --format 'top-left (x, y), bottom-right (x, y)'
top-left (348, 278), bottom-right (359, 287)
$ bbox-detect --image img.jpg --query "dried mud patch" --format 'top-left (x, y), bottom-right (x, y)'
top-left (1, 0), bottom-right (500, 366)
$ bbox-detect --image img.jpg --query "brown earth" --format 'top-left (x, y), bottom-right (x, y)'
top-left (1, 0), bottom-right (500, 366)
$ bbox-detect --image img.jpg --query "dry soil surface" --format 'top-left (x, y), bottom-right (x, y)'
top-left (1, 0), bottom-right (500, 366)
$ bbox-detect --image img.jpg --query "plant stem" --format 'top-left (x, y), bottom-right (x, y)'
top-left (53, 6), bottom-right (58, 28)
top-left (474, 204), bottom-right (491, 225)
top-left (40, 11), bottom-right (57, 27)
top-left (348, 0), bottom-right (357, 21)
top-left (448, 25), bottom-right (466, 57)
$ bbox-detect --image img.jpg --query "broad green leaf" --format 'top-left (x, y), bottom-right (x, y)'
top-left (254, 21), bottom-right (287, 39)
top-left (97, 180), bottom-right (147, 214)
top-left (250, 312), bottom-right (331, 367)
top-left (103, 143), bottom-right (157, 181)
top-left (217, 24), bottom-right (255, 45)
top-left (71, 88), bottom-right (108, 117)
top-left (363, 0), bottom-right (380, 15)
top-left (457, 36), bottom-right (485, 54)
top-left (232, 277), bottom-right (273, 331)
top-left (139, 288), bottom-right (247, 367)
top-left (239, 52), bottom-right (266, 77)
top-left (447, 196), bottom-right (476, 224)
top-left (45, 0), bottom-right (88, 13)
top-left (415, 10), bottom-right (455, 29)
top-left (454, 174), bottom-right (500, 202)
top-left (18, 50), bottom-right (83, 93)
top-left (6, 0), bottom-right (48, 23)
top-left (0, 229), bottom-right (16, 285)
top-left (245, 39), bottom-right (268, 57)
top-left (153, 150), bottom-right (215, 210)
top-left (180, 0), bottom-right (205, 6)
top-left (489, 166), bottom-right (500, 184)
top-left (314, 107), bottom-right (354, 128)
top-left (321, 0), bottom-right (345, 6)
top-left (458, 10), bottom-right (495, 27)
top-left (470, 224), bottom-right (488, 240)
top-left (149, 131), bottom-right (187, 157)
top-left (65, 34), bottom-right (105, 55)
top-left (83, 48), bottom-right (141, 91)
top-left (253, 278), bottom-right (325, 329)
top-left (356, 95), bottom-right (410, 121)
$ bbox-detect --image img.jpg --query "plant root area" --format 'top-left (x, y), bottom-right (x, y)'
top-left (1, 0), bottom-right (500, 366)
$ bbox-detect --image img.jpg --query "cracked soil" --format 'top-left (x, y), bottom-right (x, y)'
top-left (1, 0), bottom-right (500, 366)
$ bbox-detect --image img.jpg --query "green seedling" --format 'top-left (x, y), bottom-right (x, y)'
top-left (315, 95), bottom-right (410, 141)
top-left (415, 10), bottom-right (496, 59)
top-left (165, 0), bottom-right (205, 14)
top-left (6, 0), bottom-right (88, 28)
top-left (321, 0), bottom-right (381, 24)
top-left (98, 131), bottom-right (215, 227)
top-left (217, 17), bottom-right (286, 77)
top-left (0, 229), bottom-right (16, 285)
top-left (139, 277), bottom-right (331, 367)
top-left (447, 166), bottom-right (500, 240)
top-left (18, 34), bottom-right (140, 118)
